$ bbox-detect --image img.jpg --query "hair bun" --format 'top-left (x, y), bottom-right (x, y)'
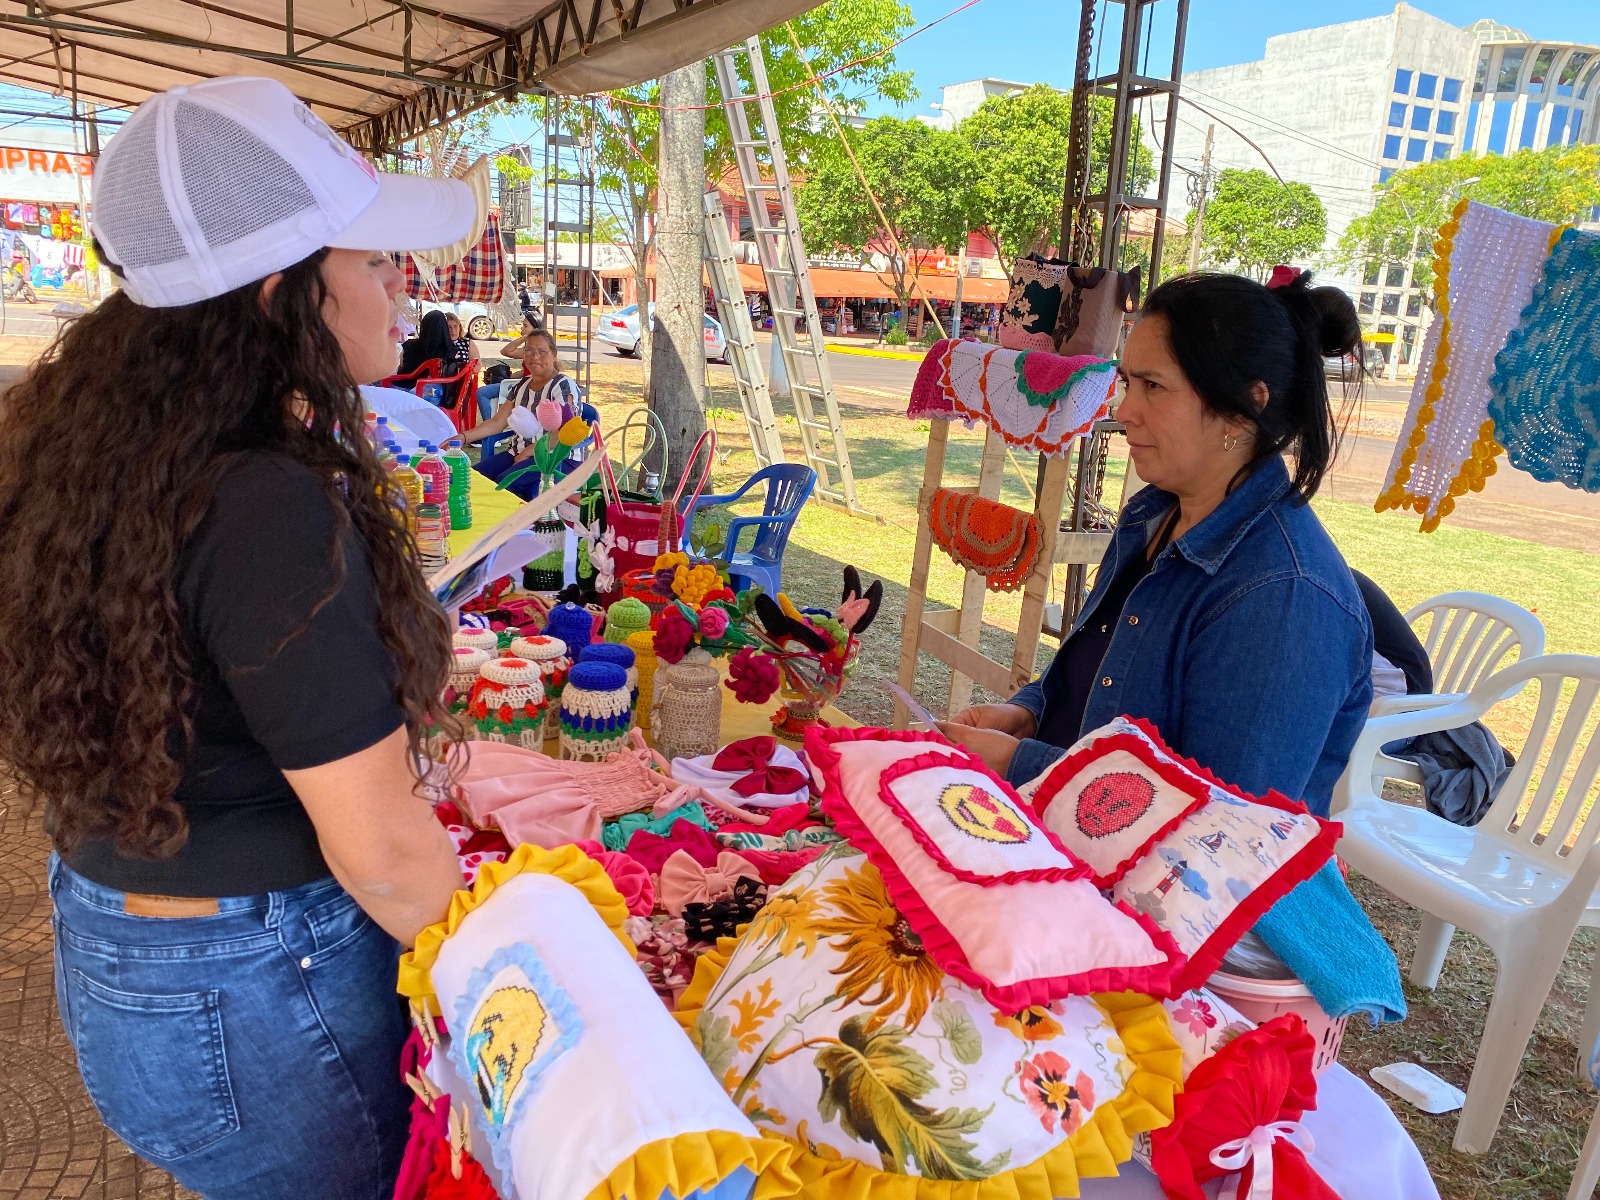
top-left (1271, 271), bottom-right (1362, 360)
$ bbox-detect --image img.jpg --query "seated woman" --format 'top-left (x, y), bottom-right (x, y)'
top-left (395, 309), bottom-right (464, 384)
top-left (458, 328), bottom-right (598, 500)
top-left (475, 314), bottom-right (542, 422)
top-left (444, 312), bottom-right (480, 370)
top-left (943, 270), bottom-right (1373, 819)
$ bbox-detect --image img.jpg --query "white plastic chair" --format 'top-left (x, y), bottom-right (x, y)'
top-left (1366, 591), bottom-right (1545, 788)
top-left (1571, 1037), bottom-right (1600, 1199)
top-left (1332, 653), bottom-right (1600, 1155)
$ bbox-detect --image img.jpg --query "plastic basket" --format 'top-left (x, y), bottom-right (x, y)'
top-left (1206, 969), bottom-right (1347, 1076)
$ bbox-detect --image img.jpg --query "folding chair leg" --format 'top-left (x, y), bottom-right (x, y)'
top-left (1453, 941), bottom-right (1563, 1154)
top-left (1568, 1099), bottom-right (1600, 1200)
top-left (1410, 914), bottom-right (1456, 990)
top-left (1580, 941), bottom-right (1600, 1087)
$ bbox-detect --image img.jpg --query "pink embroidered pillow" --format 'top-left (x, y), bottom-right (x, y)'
top-left (806, 726), bottom-right (1184, 1010)
top-left (1028, 718), bottom-right (1340, 992)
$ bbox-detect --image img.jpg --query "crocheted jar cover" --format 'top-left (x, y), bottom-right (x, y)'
top-left (626, 630), bottom-right (659, 731)
top-left (559, 661), bottom-right (634, 762)
top-left (445, 646), bottom-right (492, 710)
top-left (926, 488), bottom-right (1042, 592)
top-left (1488, 228), bottom-right (1600, 492)
top-left (579, 643), bottom-right (639, 706)
top-left (651, 649), bottom-right (722, 761)
top-left (465, 658), bottom-right (548, 747)
top-left (1378, 199), bottom-right (1559, 530)
top-left (603, 597), bottom-right (653, 643)
top-left (545, 602), bottom-right (596, 650)
top-left (453, 628), bottom-right (500, 656)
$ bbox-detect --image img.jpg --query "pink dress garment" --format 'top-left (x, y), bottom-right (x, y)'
top-left (454, 741), bottom-right (604, 849)
top-left (657, 849), bottom-right (763, 917)
top-left (622, 821), bottom-right (725, 874)
top-left (572, 840), bottom-right (656, 916)
top-left (736, 845), bottom-right (828, 887)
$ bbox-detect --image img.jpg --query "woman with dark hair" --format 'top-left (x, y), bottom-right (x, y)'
top-left (396, 308), bottom-right (461, 380)
top-left (0, 77), bottom-right (476, 1196)
top-left (944, 270), bottom-right (1373, 818)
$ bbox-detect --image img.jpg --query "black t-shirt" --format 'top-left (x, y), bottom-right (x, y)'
top-left (1353, 570), bottom-right (1433, 694)
top-left (65, 453), bottom-right (406, 897)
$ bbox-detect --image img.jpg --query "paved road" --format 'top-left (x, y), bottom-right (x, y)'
top-left (0, 303), bottom-right (59, 338)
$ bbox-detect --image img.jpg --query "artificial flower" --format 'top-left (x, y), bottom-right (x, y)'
top-left (654, 551), bottom-right (690, 573)
top-left (535, 397), bottom-right (564, 432)
top-left (698, 605), bottom-right (730, 639)
top-left (726, 646), bottom-right (781, 704)
top-left (654, 607), bottom-right (695, 664)
top-left (557, 416), bottom-right (590, 446)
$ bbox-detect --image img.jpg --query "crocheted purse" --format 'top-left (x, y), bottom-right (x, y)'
top-left (926, 488), bottom-right (1042, 592)
top-left (465, 657), bottom-right (549, 751)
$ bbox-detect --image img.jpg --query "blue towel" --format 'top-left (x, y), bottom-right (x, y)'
top-left (1253, 861), bottom-right (1406, 1024)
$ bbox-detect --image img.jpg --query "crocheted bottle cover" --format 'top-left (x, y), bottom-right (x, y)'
top-left (626, 629), bottom-right (659, 731)
top-left (651, 649), bottom-right (722, 761)
top-left (925, 487), bottom-right (1042, 592)
top-left (559, 661), bottom-right (634, 762)
top-left (452, 628), bottom-right (500, 656)
top-left (445, 645), bottom-right (492, 711)
top-left (603, 597), bottom-right (653, 644)
top-left (465, 657), bottom-right (548, 751)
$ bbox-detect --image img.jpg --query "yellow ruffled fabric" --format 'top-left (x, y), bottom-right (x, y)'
top-left (584, 1128), bottom-right (801, 1200)
top-left (1376, 197), bottom-right (1466, 525)
top-left (676, 948), bottom-right (1183, 1200)
top-left (396, 843), bottom-right (633, 1014)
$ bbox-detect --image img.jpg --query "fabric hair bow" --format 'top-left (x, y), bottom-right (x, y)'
top-left (681, 876), bottom-right (768, 941)
top-left (1149, 1014), bottom-right (1337, 1200)
top-left (1265, 265), bottom-right (1306, 290)
top-left (711, 737), bottom-right (811, 798)
top-left (658, 849), bottom-right (763, 917)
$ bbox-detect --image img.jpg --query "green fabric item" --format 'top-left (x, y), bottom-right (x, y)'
top-left (604, 597), bottom-right (653, 644)
top-left (601, 803), bottom-right (714, 851)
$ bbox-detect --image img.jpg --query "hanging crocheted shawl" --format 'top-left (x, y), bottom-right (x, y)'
top-left (1377, 200), bottom-right (1557, 531)
top-left (907, 339), bottom-right (1114, 456)
top-left (926, 488), bottom-right (1042, 592)
top-left (1488, 228), bottom-right (1600, 493)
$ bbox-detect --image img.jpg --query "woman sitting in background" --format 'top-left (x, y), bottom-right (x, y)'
top-left (395, 309), bottom-right (463, 382)
top-left (444, 312), bottom-right (479, 369)
top-left (943, 270), bottom-right (1373, 819)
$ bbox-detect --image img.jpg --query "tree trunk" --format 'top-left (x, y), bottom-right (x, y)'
top-left (647, 61), bottom-right (708, 498)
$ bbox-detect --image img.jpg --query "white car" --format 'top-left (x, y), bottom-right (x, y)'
top-left (597, 303), bottom-right (728, 363)
top-left (418, 300), bottom-right (499, 340)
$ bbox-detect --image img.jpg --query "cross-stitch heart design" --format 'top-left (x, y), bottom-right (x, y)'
top-left (938, 783), bottom-right (1033, 844)
top-left (1075, 772), bottom-right (1158, 839)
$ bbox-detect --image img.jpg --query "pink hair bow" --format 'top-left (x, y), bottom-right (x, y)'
top-left (658, 849), bottom-right (762, 917)
top-left (1265, 265), bottom-right (1304, 290)
top-left (711, 736), bottom-right (810, 798)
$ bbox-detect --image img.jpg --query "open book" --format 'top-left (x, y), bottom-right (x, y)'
top-left (427, 445), bottom-right (604, 612)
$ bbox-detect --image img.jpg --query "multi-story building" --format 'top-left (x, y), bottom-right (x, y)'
top-left (1157, 5), bottom-right (1599, 372)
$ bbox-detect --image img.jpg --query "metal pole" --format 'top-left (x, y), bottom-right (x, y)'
top-left (1147, 0), bottom-right (1190, 287)
top-left (1186, 124), bottom-right (1213, 274)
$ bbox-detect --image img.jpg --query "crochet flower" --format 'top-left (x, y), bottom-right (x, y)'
top-left (698, 605), bottom-right (730, 640)
top-left (654, 607), bottom-right (695, 664)
top-left (557, 415), bottom-right (590, 447)
top-left (726, 646), bottom-right (781, 704)
top-left (535, 397), bottom-right (564, 432)
top-left (654, 551), bottom-right (690, 573)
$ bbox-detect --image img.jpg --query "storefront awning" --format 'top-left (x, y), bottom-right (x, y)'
top-left (912, 273), bottom-right (1009, 304)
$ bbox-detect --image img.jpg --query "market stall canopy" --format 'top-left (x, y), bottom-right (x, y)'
top-left (0, 0), bottom-right (823, 154)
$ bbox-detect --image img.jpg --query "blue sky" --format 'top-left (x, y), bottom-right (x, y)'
top-left (867, 0), bottom-right (1600, 118)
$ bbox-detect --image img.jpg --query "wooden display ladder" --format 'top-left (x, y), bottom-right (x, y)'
top-left (702, 190), bottom-right (786, 470)
top-left (893, 420), bottom-right (1115, 726)
top-left (711, 37), bottom-right (870, 517)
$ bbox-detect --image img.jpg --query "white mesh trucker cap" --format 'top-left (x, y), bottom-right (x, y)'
top-left (92, 76), bottom-right (476, 308)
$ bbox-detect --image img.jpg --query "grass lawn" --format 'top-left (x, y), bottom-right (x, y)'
top-left (586, 358), bottom-right (1600, 1199)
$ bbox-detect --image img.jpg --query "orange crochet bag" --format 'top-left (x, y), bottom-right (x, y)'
top-left (926, 488), bottom-right (1042, 592)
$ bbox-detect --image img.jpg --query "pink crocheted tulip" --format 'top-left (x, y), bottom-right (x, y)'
top-left (697, 606), bottom-right (730, 640)
top-left (726, 646), bottom-right (781, 704)
top-left (535, 397), bottom-right (564, 432)
top-left (654, 608), bottom-right (695, 664)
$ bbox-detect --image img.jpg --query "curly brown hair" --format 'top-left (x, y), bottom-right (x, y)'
top-left (0, 252), bottom-right (460, 858)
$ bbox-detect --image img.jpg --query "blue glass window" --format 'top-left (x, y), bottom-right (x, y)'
top-left (1435, 109), bottom-right (1456, 136)
top-left (1550, 105), bottom-right (1570, 144)
top-left (1466, 100), bottom-right (1481, 150)
top-left (1519, 103), bottom-right (1541, 149)
top-left (1394, 68), bottom-right (1413, 94)
top-left (1417, 73), bottom-right (1438, 100)
top-left (1433, 141), bottom-right (1452, 160)
top-left (1558, 52), bottom-right (1591, 97)
top-left (1411, 106), bottom-right (1432, 131)
top-left (1488, 101), bottom-right (1512, 154)
top-left (1530, 48), bottom-right (1556, 92)
top-left (1442, 78), bottom-right (1462, 103)
top-left (1388, 101), bottom-right (1407, 127)
top-left (1406, 138), bottom-right (1427, 162)
top-left (1497, 48), bottom-right (1526, 93)
top-left (1383, 134), bottom-right (1403, 159)
top-left (1379, 167), bottom-right (1396, 184)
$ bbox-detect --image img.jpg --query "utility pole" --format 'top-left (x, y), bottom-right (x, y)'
top-left (1186, 123), bottom-right (1214, 274)
top-left (952, 242), bottom-right (967, 339)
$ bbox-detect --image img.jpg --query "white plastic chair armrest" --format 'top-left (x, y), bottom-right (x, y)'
top-left (1370, 692), bottom-right (1463, 718)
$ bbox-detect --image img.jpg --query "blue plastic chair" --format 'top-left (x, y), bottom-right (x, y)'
top-left (690, 464), bottom-right (816, 596)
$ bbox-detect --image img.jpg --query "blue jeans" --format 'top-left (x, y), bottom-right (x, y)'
top-left (475, 382), bottom-right (500, 422)
top-left (50, 858), bottom-right (410, 1199)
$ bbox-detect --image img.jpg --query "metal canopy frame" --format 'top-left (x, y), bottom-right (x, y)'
top-left (0, 0), bottom-right (820, 153)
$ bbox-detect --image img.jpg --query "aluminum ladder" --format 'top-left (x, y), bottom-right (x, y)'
top-left (702, 190), bottom-right (786, 469)
top-left (541, 93), bottom-right (596, 400)
top-left (711, 37), bottom-right (869, 517)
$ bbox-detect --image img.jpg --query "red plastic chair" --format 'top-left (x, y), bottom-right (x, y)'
top-left (414, 360), bottom-right (479, 434)
top-left (378, 357), bottom-right (441, 390)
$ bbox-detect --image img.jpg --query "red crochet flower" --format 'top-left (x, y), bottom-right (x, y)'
top-left (725, 646), bottom-right (781, 704)
top-left (654, 607), bottom-right (695, 664)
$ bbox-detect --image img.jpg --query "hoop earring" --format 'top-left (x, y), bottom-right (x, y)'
top-left (1223, 430), bottom-right (1241, 452)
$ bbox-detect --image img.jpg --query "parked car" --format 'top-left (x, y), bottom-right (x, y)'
top-left (418, 299), bottom-right (499, 340)
top-left (1325, 344), bottom-right (1384, 382)
top-left (597, 303), bottom-right (727, 362)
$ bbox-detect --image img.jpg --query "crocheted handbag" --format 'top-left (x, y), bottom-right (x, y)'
top-left (926, 487), bottom-right (1042, 592)
top-left (999, 253), bottom-right (1073, 351)
top-left (1052, 264), bottom-right (1140, 358)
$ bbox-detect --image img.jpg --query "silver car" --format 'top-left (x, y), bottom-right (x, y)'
top-left (597, 303), bottom-right (727, 363)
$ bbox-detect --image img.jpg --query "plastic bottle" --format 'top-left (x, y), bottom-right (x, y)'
top-left (442, 438), bottom-right (473, 531)
top-left (415, 442), bottom-right (452, 539)
top-left (363, 411), bottom-right (379, 442)
top-left (373, 415), bottom-right (391, 448)
top-left (392, 454), bottom-right (424, 533)
top-left (416, 502), bottom-right (449, 574)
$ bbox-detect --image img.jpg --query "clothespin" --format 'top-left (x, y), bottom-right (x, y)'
top-left (448, 1102), bottom-right (465, 1180)
top-left (404, 1071), bottom-right (438, 1105)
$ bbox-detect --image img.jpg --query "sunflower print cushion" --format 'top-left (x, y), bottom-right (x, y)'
top-left (676, 845), bottom-right (1182, 1199)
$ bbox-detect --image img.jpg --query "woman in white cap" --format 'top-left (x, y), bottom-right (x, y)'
top-left (0, 78), bottom-right (479, 1196)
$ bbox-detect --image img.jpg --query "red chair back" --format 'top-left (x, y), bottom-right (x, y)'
top-left (378, 358), bottom-right (442, 390)
top-left (413, 360), bottom-right (479, 433)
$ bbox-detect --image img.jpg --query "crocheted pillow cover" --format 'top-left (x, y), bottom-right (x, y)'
top-left (397, 845), bottom-right (797, 1200)
top-left (807, 726), bottom-right (1184, 1011)
top-left (674, 845), bottom-right (1182, 1200)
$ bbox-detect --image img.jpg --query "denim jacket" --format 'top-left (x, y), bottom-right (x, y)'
top-left (1008, 457), bottom-right (1372, 817)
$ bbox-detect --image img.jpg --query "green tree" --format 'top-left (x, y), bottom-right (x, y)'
top-left (958, 84), bottom-right (1153, 272)
top-left (1198, 168), bottom-right (1327, 278)
top-left (1338, 144), bottom-right (1600, 292)
top-left (795, 116), bottom-right (978, 328)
